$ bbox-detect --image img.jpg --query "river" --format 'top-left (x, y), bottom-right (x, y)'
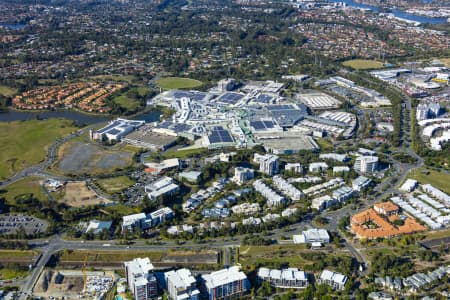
top-left (0, 110), bottom-right (109, 125)
top-left (0, 109), bottom-right (161, 125)
top-left (330, 0), bottom-right (448, 24)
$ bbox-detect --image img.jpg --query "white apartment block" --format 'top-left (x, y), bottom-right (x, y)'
top-left (258, 268), bottom-right (309, 289)
top-left (165, 268), bottom-right (200, 300)
top-left (254, 153), bottom-right (279, 176)
top-left (232, 167), bottom-right (254, 184)
top-left (273, 175), bottom-right (303, 201)
top-left (318, 270), bottom-right (348, 291)
top-left (354, 156), bottom-right (378, 173)
top-left (285, 163), bottom-right (303, 174)
top-left (253, 179), bottom-right (286, 206)
top-left (124, 258), bottom-right (157, 300)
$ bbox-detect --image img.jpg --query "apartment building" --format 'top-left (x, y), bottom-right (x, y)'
top-left (124, 258), bottom-right (157, 300)
top-left (257, 268), bottom-right (309, 289)
top-left (200, 266), bottom-right (250, 300)
top-left (165, 268), bottom-right (200, 300)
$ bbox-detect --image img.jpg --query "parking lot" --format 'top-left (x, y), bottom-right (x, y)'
top-left (0, 214), bottom-right (48, 235)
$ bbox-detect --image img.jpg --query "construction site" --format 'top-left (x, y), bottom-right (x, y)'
top-left (33, 270), bottom-right (116, 300)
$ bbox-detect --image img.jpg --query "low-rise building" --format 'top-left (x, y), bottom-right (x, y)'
top-left (309, 162), bottom-right (329, 173)
top-left (311, 195), bottom-right (336, 212)
top-left (144, 159), bottom-right (180, 175)
top-left (145, 177), bottom-right (179, 201)
top-left (179, 171), bottom-right (202, 184)
top-left (257, 268), bottom-right (309, 289)
top-left (285, 163), bottom-right (303, 174)
top-left (165, 268), bottom-right (200, 300)
top-left (352, 176), bottom-right (372, 192)
top-left (333, 166), bottom-right (350, 174)
top-left (273, 175), bottom-right (303, 201)
top-left (293, 228), bottom-right (330, 245)
top-left (399, 179), bottom-right (418, 192)
top-left (253, 180), bottom-right (286, 206)
top-left (84, 220), bottom-right (112, 234)
top-left (319, 153), bottom-right (349, 162)
top-left (231, 203), bottom-right (260, 215)
top-left (122, 208), bottom-right (174, 232)
top-left (318, 270), bottom-right (348, 291)
top-left (200, 267), bottom-right (250, 300)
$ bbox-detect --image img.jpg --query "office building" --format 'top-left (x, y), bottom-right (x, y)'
top-left (318, 270), bottom-right (348, 291)
top-left (124, 258), bottom-right (157, 300)
top-left (145, 177), bottom-right (179, 201)
top-left (165, 268), bottom-right (200, 300)
top-left (354, 156), bottom-right (378, 173)
top-left (293, 228), bottom-right (330, 245)
top-left (257, 268), bottom-right (309, 289)
top-left (122, 207), bottom-right (174, 232)
top-left (253, 153), bottom-right (279, 175)
top-left (200, 266), bottom-right (250, 300)
top-left (232, 167), bottom-right (254, 184)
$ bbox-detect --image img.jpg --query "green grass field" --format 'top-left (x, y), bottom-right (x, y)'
top-left (157, 77), bottom-right (203, 90)
top-left (0, 177), bottom-right (48, 204)
top-left (0, 85), bottom-right (18, 97)
top-left (0, 268), bottom-right (28, 280)
top-left (0, 119), bottom-right (77, 179)
top-left (162, 147), bottom-right (208, 159)
top-left (342, 59), bottom-right (385, 70)
top-left (96, 176), bottom-right (135, 194)
top-left (408, 168), bottom-right (450, 194)
top-left (0, 249), bottom-right (38, 259)
top-left (112, 87), bottom-right (149, 111)
top-left (315, 138), bottom-right (333, 152)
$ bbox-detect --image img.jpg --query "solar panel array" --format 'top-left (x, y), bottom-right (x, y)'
top-left (218, 92), bottom-right (244, 104)
top-left (255, 94), bottom-right (273, 103)
top-left (208, 126), bottom-right (234, 144)
top-left (250, 120), bottom-right (276, 131)
top-left (173, 91), bottom-right (207, 101)
top-left (267, 104), bottom-right (295, 111)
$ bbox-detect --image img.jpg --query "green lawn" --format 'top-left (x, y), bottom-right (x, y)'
top-left (408, 168), bottom-right (450, 194)
top-left (0, 119), bottom-right (77, 179)
top-left (0, 268), bottom-right (28, 280)
top-left (0, 250), bottom-right (38, 259)
top-left (157, 77), bottom-right (203, 90)
top-left (96, 176), bottom-right (135, 194)
top-left (342, 59), bottom-right (385, 70)
top-left (162, 147), bottom-right (208, 159)
top-left (315, 138), bottom-right (333, 152)
top-left (112, 87), bottom-right (149, 111)
top-left (0, 177), bottom-right (48, 204)
top-left (0, 85), bottom-right (18, 97)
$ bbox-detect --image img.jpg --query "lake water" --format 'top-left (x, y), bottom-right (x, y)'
top-left (133, 110), bottom-right (162, 122)
top-left (0, 24), bottom-right (26, 30)
top-left (0, 110), bottom-right (109, 125)
top-left (330, 0), bottom-right (448, 24)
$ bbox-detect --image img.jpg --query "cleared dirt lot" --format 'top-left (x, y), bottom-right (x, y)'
top-left (57, 142), bottom-right (134, 175)
top-left (62, 181), bottom-right (112, 207)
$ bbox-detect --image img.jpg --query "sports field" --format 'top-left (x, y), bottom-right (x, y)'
top-left (157, 77), bottom-right (203, 90)
top-left (0, 119), bottom-right (77, 179)
top-left (342, 59), bottom-right (385, 70)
